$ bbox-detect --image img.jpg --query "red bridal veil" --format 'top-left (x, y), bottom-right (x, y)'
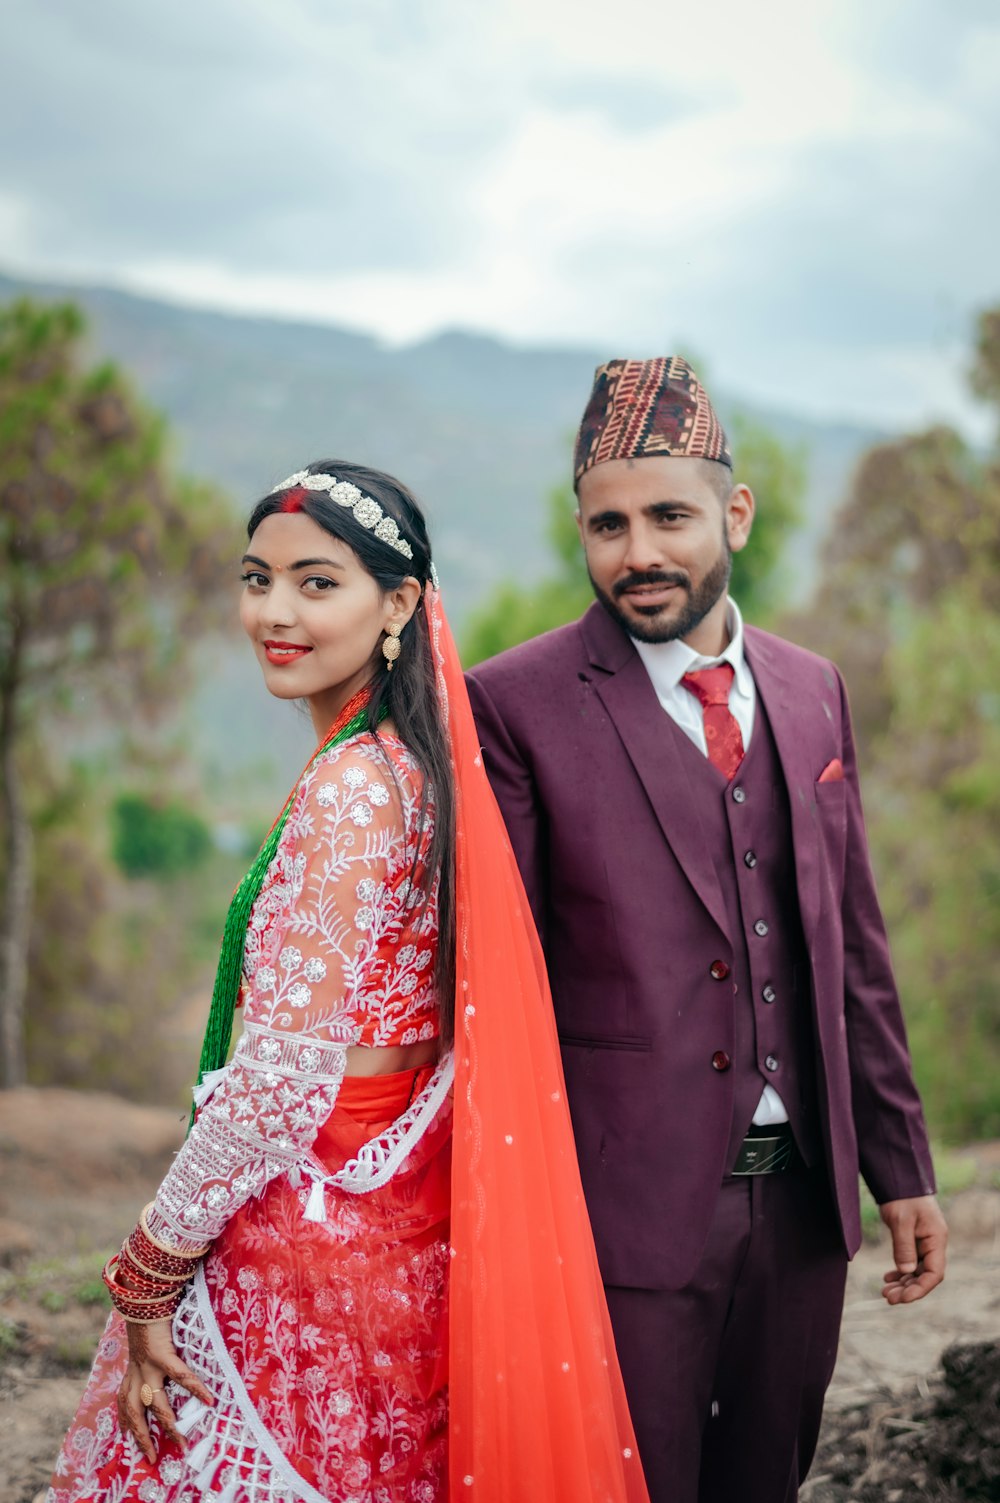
top-left (429, 588), bottom-right (649, 1502)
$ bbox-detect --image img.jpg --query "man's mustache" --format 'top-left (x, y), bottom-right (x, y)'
top-left (613, 570), bottom-right (690, 600)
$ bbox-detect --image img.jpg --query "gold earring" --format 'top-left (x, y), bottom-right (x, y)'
top-left (382, 621), bottom-right (402, 671)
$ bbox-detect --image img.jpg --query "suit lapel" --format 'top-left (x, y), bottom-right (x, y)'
top-left (743, 629), bottom-right (826, 942)
top-left (581, 606), bottom-right (731, 939)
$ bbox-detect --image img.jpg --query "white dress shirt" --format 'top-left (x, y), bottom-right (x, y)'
top-left (632, 599), bottom-right (788, 1128)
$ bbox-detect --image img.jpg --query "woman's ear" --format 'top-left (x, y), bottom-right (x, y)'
top-left (385, 576), bottom-right (422, 630)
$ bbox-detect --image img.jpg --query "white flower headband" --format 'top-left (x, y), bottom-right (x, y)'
top-left (271, 469), bottom-right (414, 562)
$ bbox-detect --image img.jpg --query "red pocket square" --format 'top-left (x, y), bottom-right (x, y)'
top-left (818, 758), bottom-right (844, 784)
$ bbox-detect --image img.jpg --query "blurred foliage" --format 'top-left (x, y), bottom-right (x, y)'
top-left (462, 481), bottom-right (591, 666)
top-left (727, 414), bottom-right (806, 624)
top-left (785, 305), bottom-right (1000, 1143)
top-left (0, 297), bottom-right (238, 1090)
top-left (0, 300), bottom-right (234, 703)
top-left (970, 307), bottom-right (1000, 426)
top-left (111, 795), bottom-right (212, 879)
top-left (462, 415), bottom-right (805, 666)
top-left (25, 761), bottom-right (242, 1098)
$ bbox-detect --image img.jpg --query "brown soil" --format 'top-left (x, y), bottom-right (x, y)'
top-left (2, 1088), bottom-right (999, 1503)
top-left (804, 1342), bottom-right (1000, 1501)
top-left (0, 1087), bottom-right (186, 1503)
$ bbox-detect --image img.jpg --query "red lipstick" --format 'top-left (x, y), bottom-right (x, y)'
top-left (263, 639), bottom-right (313, 666)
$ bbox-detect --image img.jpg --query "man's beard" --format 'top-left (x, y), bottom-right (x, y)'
top-left (589, 532), bottom-right (733, 645)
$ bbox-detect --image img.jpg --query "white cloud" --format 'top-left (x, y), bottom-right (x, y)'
top-left (1, 0), bottom-right (998, 431)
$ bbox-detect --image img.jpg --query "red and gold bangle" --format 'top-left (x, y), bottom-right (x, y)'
top-left (119, 1238), bottom-right (192, 1284)
top-left (139, 1203), bottom-right (210, 1258)
top-left (102, 1203), bottom-right (207, 1322)
top-left (114, 1294), bottom-right (183, 1324)
top-left (103, 1254), bottom-right (182, 1303)
top-left (115, 1245), bottom-right (189, 1298)
top-left (126, 1204), bottom-right (208, 1279)
top-left (102, 1255), bottom-right (186, 1323)
top-left (121, 1242), bottom-right (190, 1285)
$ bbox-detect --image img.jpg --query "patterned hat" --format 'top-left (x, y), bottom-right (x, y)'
top-left (573, 356), bottom-right (731, 483)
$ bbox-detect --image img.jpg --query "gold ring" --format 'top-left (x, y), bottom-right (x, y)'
top-left (139, 1383), bottom-right (163, 1407)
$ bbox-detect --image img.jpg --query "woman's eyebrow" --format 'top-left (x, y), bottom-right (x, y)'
top-left (240, 554), bottom-right (346, 570)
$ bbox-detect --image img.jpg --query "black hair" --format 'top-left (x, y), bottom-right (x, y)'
top-left (574, 455), bottom-right (734, 499)
top-left (247, 461), bottom-right (456, 1043)
top-left (698, 458), bottom-right (735, 502)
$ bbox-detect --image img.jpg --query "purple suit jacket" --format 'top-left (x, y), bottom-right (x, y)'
top-left (467, 602), bottom-right (935, 1290)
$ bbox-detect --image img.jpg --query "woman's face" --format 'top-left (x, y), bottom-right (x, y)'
top-left (240, 512), bottom-right (400, 734)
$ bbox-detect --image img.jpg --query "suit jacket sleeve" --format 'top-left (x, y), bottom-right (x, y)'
top-left (466, 669), bottom-right (548, 944)
top-left (837, 667), bottom-right (936, 1204)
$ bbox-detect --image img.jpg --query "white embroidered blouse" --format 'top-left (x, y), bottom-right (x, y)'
top-left (146, 733), bottom-right (440, 1252)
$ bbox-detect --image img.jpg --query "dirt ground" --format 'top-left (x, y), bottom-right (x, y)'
top-left (2, 1088), bottom-right (999, 1503)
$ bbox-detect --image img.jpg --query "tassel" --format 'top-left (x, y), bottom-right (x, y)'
top-left (287, 1165), bottom-right (302, 1189)
top-left (216, 1480), bottom-right (240, 1503)
top-left (303, 1177), bottom-right (328, 1223)
top-left (195, 1456), bottom-right (222, 1493)
top-left (193, 1065), bottom-right (230, 1109)
top-left (185, 1429), bottom-right (215, 1475)
top-left (175, 1395), bottom-right (204, 1436)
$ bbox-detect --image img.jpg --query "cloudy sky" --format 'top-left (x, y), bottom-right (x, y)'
top-left (2, 0), bottom-right (998, 432)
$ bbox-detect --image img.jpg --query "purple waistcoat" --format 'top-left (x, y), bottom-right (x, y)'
top-left (665, 697), bottom-right (823, 1170)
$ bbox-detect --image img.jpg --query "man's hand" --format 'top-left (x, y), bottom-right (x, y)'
top-left (879, 1194), bottom-right (948, 1305)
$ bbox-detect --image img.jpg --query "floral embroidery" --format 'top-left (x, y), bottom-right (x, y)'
top-left (50, 733), bottom-right (447, 1503)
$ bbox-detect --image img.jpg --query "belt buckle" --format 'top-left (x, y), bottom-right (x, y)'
top-left (731, 1133), bottom-right (794, 1176)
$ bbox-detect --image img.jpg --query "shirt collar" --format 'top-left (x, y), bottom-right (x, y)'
top-left (631, 598), bottom-right (753, 700)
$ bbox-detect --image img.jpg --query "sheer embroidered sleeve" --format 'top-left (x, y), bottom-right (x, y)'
top-left (146, 736), bottom-right (419, 1251)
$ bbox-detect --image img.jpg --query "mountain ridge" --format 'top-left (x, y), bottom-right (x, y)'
top-left (0, 267), bottom-right (887, 783)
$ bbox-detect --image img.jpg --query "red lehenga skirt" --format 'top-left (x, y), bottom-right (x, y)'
top-left (49, 1067), bottom-right (451, 1503)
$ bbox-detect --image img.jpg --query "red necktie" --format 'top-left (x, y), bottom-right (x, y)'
top-left (681, 664), bottom-right (745, 781)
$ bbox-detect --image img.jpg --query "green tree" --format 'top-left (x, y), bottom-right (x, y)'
top-left (463, 481), bottom-right (591, 666)
top-left (462, 416), bottom-right (805, 666)
top-left (0, 298), bottom-right (234, 1087)
top-left (726, 414), bottom-right (806, 625)
top-left (25, 759), bottom-right (241, 1101)
top-left (789, 307), bottom-right (1000, 1140)
top-left (111, 795), bottom-right (212, 879)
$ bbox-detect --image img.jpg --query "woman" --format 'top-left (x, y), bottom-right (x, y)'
top-left (49, 462), bottom-right (647, 1503)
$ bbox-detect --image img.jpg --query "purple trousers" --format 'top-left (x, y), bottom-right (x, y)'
top-left (605, 1169), bottom-right (848, 1503)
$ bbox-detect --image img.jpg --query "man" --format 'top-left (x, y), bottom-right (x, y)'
top-left (465, 357), bottom-right (947, 1503)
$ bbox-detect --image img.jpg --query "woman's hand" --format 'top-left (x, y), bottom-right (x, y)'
top-left (117, 1318), bottom-right (215, 1465)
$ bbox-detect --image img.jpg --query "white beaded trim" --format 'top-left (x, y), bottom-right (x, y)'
top-left (300, 1052), bottom-right (453, 1219)
top-left (271, 470), bottom-right (414, 561)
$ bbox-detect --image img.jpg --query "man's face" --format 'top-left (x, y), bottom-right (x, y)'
top-left (576, 456), bottom-right (754, 647)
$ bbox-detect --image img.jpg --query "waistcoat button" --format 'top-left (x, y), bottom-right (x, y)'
top-left (710, 960), bottom-right (730, 981)
top-left (711, 1051), bottom-right (732, 1072)
top-left (764, 1054), bottom-right (779, 1072)
top-left (744, 850), bottom-right (758, 868)
top-left (762, 984), bottom-right (777, 1003)
top-left (754, 919), bottom-right (769, 937)
top-left (732, 786), bottom-right (746, 804)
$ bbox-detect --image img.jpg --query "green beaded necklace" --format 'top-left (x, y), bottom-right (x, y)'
top-left (189, 686), bottom-right (379, 1126)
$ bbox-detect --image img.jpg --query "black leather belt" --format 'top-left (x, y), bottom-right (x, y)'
top-left (731, 1122), bottom-right (798, 1176)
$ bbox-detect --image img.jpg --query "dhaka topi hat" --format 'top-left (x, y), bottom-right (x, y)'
top-left (573, 356), bottom-right (731, 484)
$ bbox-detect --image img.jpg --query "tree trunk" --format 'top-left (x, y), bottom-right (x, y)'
top-left (0, 625), bottom-right (31, 1089)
